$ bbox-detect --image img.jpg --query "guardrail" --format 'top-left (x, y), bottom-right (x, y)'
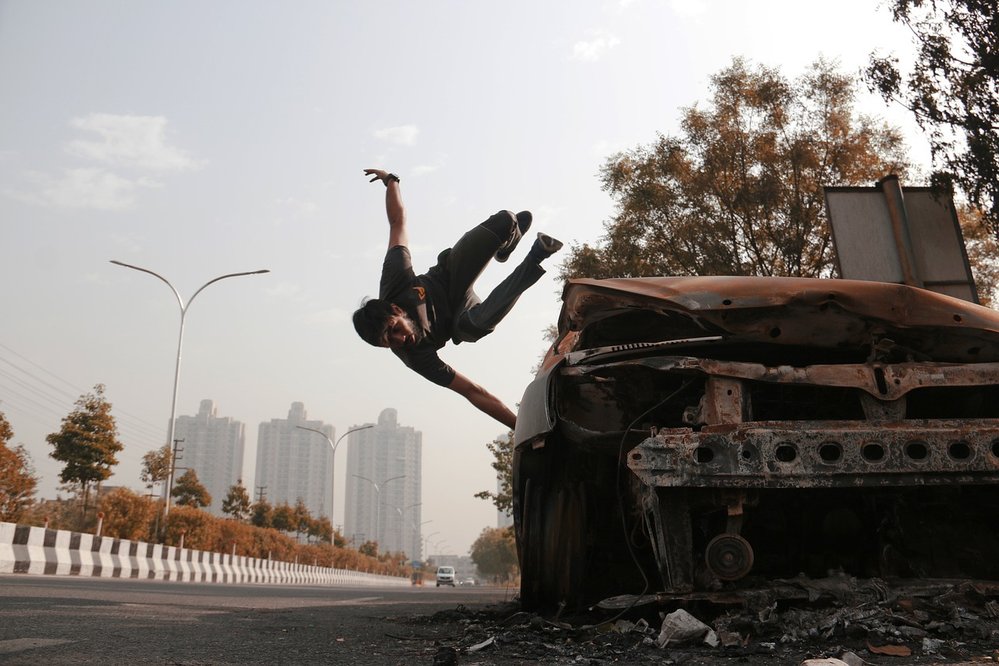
top-left (0, 522), bottom-right (408, 587)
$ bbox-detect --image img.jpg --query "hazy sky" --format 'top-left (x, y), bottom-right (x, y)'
top-left (0, 0), bottom-right (929, 556)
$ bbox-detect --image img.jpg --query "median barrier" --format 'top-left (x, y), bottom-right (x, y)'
top-left (0, 521), bottom-right (408, 587)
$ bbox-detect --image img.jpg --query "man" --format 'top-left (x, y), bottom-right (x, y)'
top-left (353, 168), bottom-right (562, 429)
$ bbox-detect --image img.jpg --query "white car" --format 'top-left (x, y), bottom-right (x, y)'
top-left (435, 566), bottom-right (455, 587)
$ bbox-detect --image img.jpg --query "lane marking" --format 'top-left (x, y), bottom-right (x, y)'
top-left (0, 638), bottom-right (74, 654)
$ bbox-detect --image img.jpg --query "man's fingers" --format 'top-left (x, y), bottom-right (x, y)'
top-left (369, 175), bottom-right (380, 182)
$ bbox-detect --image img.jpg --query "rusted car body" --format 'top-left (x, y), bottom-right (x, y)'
top-left (513, 276), bottom-right (999, 610)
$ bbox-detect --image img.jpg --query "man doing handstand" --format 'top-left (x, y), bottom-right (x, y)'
top-left (352, 168), bottom-right (562, 429)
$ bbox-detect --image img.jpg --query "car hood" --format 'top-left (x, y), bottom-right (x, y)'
top-left (556, 276), bottom-right (999, 362)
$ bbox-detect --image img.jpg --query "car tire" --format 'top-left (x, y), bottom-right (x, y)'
top-left (517, 443), bottom-right (589, 610)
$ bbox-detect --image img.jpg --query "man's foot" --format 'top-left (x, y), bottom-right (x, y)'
top-left (495, 211), bottom-right (533, 263)
top-left (528, 232), bottom-right (563, 263)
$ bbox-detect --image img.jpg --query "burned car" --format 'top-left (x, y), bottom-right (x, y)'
top-left (513, 276), bottom-right (999, 610)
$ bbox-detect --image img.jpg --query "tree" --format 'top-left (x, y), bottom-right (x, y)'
top-left (866, 0), bottom-right (999, 235)
top-left (308, 515), bottom-right (334, 544)
top-left (271, 502), bottom-right (295, 532)
top-left (46, 384), bottom-right (123, 518)
top-left (470, 526), bottom-right (518, 581)
top-left (292, 498), bottom-right (311, 539)
top-left (140, 444), bottom-right (172, 497)
top-left (250, 498), bottom-right (273, 528)
top-left (358, 540), bottom-right (379, 557)
top-left (0, 410), bottom-right (37, 522)
top-left (958, 204), bottom-right (999, 306)
top-left (171, 469), bottom-right (211, 508)
top-left (474, 431), bottom-right (514, 515)
top-left (98, 487), bottom-right (157, 540)
top-left (221, 479), bottom-right (251, 521)
top-left (560, 58), bottom-right (910, 282)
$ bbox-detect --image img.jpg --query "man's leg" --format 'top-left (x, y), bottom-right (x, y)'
top-left (444, 210), bottom-right (523, 315)
top-left (456, 233), bottom-right (563, 341)
top-left (445, 211), bottom-right (516, 297)
top-left (452, 255), bottom-right (546, 343)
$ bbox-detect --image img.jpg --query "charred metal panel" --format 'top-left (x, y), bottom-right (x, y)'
top-left (565, 357), bottom-right (999, 402)
top-left (628, 420), bottom-right (999, 489)
top-left (685, 377), bottom-right (747, 426)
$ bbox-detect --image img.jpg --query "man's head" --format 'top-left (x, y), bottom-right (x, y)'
top-left (353, 299), bottom-right (421, 349)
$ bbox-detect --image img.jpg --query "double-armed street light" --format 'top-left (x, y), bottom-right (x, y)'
top-left (423, 530), bottom-right (439, 561)
top-left (296, 424), bottom-right (374, 531)
top-left (388, 502), bottom-right (423, 555)
top-left (110, 260), bottom-right (269, 522)
top-left (353, 473), bottom-right (405, 551)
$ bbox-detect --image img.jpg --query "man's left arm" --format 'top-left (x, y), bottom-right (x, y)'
top-left (447, 371), bottom-right (517, 430)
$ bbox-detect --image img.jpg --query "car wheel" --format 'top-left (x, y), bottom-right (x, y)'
top-left (518, 444), bottom-right (589, 610)
top-left (541, 481), bottom-right (588, 607)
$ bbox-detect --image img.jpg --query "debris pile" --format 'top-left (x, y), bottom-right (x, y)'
top-left (413, 577), bottom-right (999, 664)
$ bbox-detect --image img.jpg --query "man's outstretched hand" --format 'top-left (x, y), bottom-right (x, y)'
top-left (364, 168), bottom-right (390, 183)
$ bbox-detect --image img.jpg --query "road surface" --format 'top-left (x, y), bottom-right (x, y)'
top-left (0, 574), bottom-right (514, 665)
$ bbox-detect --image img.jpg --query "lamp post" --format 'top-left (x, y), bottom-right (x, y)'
top-left (423, 530), bottom-right (439, 561)
top-left (296, 424), bottom-right (374, 532)
top-left (389, 502), bottom-right (422, 557)
top-left (414, 521), bottom-right (432, 560)
top-left (110, 260), bottom-right (269, 522)
top-left (352, 474), bottom-right (405, 552)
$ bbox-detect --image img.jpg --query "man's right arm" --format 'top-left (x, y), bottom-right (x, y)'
top-left (446, 371), bottom-right (517, 430)
top-left (364, 168), bottom-right (407, 249)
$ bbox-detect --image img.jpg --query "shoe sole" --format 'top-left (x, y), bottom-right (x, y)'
top-left (495, 211), bottom-right (533, 262)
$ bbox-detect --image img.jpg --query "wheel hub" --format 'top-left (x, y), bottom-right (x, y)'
top-left (705, 533), bottom-right (754, 581)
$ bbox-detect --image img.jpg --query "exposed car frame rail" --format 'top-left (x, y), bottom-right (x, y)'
top-left (630, 420), bottom-right (999, 489)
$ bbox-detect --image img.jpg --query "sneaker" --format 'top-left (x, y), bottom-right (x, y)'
top-left (495, 211), bottom-right (533, 263)
top-left (528, 232), bottom-right (563, 262)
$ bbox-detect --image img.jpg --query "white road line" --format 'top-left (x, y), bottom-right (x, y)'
top-left (0, 638), bottom-right (74, 654)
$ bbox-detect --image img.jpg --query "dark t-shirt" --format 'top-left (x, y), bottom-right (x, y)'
top-left (379, 245), bottom-right (456, 386)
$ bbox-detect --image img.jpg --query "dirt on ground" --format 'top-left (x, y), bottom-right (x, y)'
top-left (398, 576), bottom-right (999, 665)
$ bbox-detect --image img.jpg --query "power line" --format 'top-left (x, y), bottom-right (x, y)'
top-left (0, 342), bottom-right (166, 449)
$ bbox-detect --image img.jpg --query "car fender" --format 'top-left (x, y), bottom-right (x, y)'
top-left (514, 357), bottom-right (563, 448)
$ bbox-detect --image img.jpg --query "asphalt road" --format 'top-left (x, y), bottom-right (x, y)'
top-left (0, 574), bottom-right (516, 665)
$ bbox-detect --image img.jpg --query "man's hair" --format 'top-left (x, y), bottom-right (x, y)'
top-left (353, 298), bottom-right (395, 347)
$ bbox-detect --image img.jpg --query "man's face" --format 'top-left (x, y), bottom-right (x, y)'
top-left (380, 310), bottom-right (419, 349)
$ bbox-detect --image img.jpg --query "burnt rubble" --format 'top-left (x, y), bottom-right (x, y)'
top-left (412, 577), bottom-right (999, 664)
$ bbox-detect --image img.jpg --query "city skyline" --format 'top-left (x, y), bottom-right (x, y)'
top-left (166, 400), bottom-right (434, 560)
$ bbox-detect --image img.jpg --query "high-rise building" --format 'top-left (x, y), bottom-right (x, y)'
top-left (172, 399), bottom-right (245, 515)
top-left (254, 402), bottom-right (333, 519)
top-left (344, 408), bottom-right (422, 559)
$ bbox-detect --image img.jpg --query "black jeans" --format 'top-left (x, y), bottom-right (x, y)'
top-left (442, 210), bottom-right (545, 343)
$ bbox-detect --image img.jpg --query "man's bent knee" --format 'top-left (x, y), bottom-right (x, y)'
top-left (479, 210), bottom-right (518, 241)
top-left (452, 311), bottom-right (492, 344)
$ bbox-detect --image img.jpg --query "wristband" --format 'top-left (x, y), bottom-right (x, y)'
top-left (385, 173), bottom-right (400, 186)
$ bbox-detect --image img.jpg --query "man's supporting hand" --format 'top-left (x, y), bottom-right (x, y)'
top-left (447, 372), bottom-right (517, 430)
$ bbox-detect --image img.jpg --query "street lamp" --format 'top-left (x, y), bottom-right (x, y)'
top-left (110, 260), bottom-right (269, 521)
top-left (430, 539), bottom-right (448, 559)
top-left (423, 530), bottom-right (439, 561)
top-left (296, 424), bottom-right (374, 532)
top-left (352, 474), bottom-right (405, 552)
top-left (389, 503), bottom-right (422, 556)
